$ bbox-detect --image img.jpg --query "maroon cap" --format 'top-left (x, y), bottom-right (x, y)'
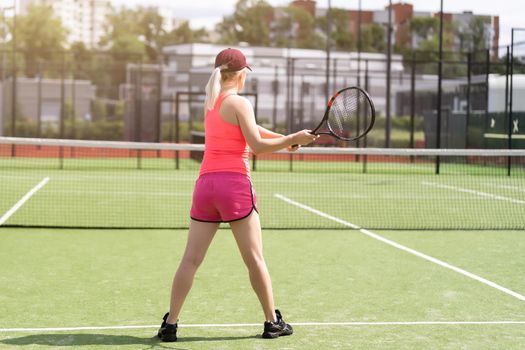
top-left (214, 48), bottom-right (252, 72)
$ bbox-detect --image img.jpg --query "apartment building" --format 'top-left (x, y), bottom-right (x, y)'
top-left (290, 1), bottom-right (500, 56)
top-left (19, 0), bottom-right (111, 48)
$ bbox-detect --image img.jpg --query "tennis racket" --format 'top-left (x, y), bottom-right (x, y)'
top-left (294, 86), bottom-right (375, 145)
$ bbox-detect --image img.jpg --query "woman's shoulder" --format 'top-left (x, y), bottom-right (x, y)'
top-left (222, 94), bottom-right (253, 113)
top-left (223, 94), bottom-right (251, 106)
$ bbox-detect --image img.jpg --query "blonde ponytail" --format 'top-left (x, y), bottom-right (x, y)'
top-left (204, 67), bottom-right (222, 111)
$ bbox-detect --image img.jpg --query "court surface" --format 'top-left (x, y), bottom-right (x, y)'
top-left (1, 153), bottom-right (524, 349)
top-left (1, 226), bottom-right (524, 349)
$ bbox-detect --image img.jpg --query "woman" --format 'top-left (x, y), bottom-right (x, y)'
top-left (158, 48), bottom-right (318, 342)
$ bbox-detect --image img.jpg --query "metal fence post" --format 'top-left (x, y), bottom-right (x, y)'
top-left (37, 60), bottom-right (42, 140)
top-left (136, 60), bottom-right (143, 170)
top-left (157, 57), bottom-right (163, 144)
top-left (71, 54), bottom-right (76, 140)
top-left (505, 46), bottom-right (512, 176)
top-left (484, 49), bottom-right (490, 151)
top-left (410, 51), bottom-right (416, 150)
top-left (59, 52), bottom-right (66, 170)
top-left (435, 0), bottom-right (444, 175)
top-left (272, 65), bottom-right (278, 131)
top-left (363, 60), bottom-right (369, 174)
top-left (175, 92), bottom-right (180, 170)
top-left (385, 0), bottom-right (392, 148)
top-left (466, 52), bottom-right (471, 148)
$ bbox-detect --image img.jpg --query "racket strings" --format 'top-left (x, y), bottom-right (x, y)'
top-left (327, 89), bottom-right (371, 139)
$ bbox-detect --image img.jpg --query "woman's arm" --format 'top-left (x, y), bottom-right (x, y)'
top-left (233, 96), bottom-right (316, 155)
top-left (258, 126), bottom-right (300, 152)
top-left (258, 126), bottom-right (283, 139)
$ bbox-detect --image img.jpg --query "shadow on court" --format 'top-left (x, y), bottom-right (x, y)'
top-left (1, 333), bottom-right (258, 348)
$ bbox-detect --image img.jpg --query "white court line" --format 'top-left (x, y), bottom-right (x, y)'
top-left (498, 185), bottom-right (525, 193)
top-left (274, 193), bottom-right (525, 302)
top-left (422, 181), bottom-right (525, 205)
top-left (1, 321), bottom-right (524, 332)
top-left (49, 190), bottom-right (190, 197)
top-left (0, 177), bottom-right (50, 226)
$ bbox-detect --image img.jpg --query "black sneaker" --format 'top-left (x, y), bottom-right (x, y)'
top-left (157, 312), bottom-right (178, 342)
top-left (262, 309), bottom-right (293, 339)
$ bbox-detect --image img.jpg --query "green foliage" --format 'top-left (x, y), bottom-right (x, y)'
top-left (109, 34), bottom-right (147, 61)
top-left (457, 16), bottom-right (491, 52)
top-left (409, 17), bottom-right (439, 39)
top-left (70, 42), bottom-right (94, 80)
top-left (139, 8), bottom-right (166, 60)
top-left (7, 98), bottom-right (125, 140)
top-left (160, 121), bottom-right (205, 142)
top-left (491, 55), bottom-right (525, 75)
top-left (160, 21), bottom-right (208, 46)
top-left (100, 6), bottom-right (208, 62)
top-left (359, 115), bottom-right (426, 148)
top-left (272, 5), bottom-right (324, 49)
top-left (360, 24), bottom-right (386, 53)
top-left (100, 7), bottom-right (151, 61)
top-left (91, 100), bottom-right (108, 121)
top-left (402, 15), bottom-right (490, 65)
top-left (76, 119), bottom-right (124, 140)
top-left (469, 17), bottom-right (491, 50)
top-left (114, 100), bottom-right (126, 119)
top-left (392, 115), bottom-right (424, 131)
top-left (317, 8), bottom-right (355, 51)
top-left (8, 4), bottom-right (68, 77)
top-left (403, 17), bottom-right (458, 73)
top-left (8, 117), bottom-right (124, 141)
top-left (217, 0), bottom-right (273, 46)
top-left (409, 17), bottom-right (454, 53)
top-left (217, 2), bottom-right (387, 51)
top-left (292, 6), bottom-right (323, 49)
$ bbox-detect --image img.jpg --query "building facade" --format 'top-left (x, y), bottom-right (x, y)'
top-left (290, 1), bottom-right (500, 57)
top-left (19, 0), bottom-right (111, 48)
top-left (121, 43), bottom-right (406, 142)
top-left (0, 77), bottom-right (96, 136)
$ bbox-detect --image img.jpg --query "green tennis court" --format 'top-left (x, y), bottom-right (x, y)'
top-left (1, 143), bottom-right (524, 230)
top-left (1, 141), bottom-right (524, 349)
top-left (0, 228), bottom-right (524, 349)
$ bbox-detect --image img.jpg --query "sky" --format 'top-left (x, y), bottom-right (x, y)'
top-left (107, 0), bottom-right (525, 49)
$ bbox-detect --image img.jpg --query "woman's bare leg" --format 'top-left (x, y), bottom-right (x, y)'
top-left (230, 211), bottom-right (276, 322)
top-left (167, 220), bottom-right (219, 324)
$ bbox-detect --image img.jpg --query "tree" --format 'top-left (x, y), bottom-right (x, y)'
top-left (466, 16), bottom-right (490, 51)
top-left (100, 7), bottom-right (149, 62)
top-left (9, 4), bottom-right (68, 77)
top-left (101, 6), bottom-right (208, 62)
top-left (70, 41), bottom-right (94, 80)
top-left (138, 8), bottom-right (166, 61)
top-left (330, 9), bottom-right (354, 50)
top-left (406, 16), bottom-right (454, 61)
top-left (409, 17), bottom-right (439, 42)
top-left (360, 23), bottom-right (386, 53)
top-left (216, 0), bottom-right (273, 46)
top-left (403, 17), bottom-right (457, 74)
top-left (273, 5), bottom-right (323, 49)
top-left (317, 8), bottom-right (355, 51)
top-left (160, 21), bottom-right (208, 47)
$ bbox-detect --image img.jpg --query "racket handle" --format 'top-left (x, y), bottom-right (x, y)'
top-left (291, 130), bottom-right (323, 148)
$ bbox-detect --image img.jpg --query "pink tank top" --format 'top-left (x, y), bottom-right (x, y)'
top-left (199, 94), bottom-right (250, 177)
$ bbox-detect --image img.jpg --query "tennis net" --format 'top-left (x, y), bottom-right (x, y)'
top-left (1, 137), bottom-right (524, 230)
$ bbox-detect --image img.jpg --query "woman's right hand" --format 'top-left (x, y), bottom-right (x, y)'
top-left (291, 130), bottom-right (319, 146)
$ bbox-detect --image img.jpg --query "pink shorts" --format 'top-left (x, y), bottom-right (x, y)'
top-left (190, 172), bottom-right (258, 223)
